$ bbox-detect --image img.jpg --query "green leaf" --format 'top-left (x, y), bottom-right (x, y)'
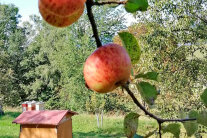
top-left (136, 82), bottom-right (158, 105)
top-left (178, 110), bottom-right (198, 136)
top-left (118, 32), bottom-right (141, 64)
top-left (133, 133), bottom-right (143, 138)
top-left (183, 121), bottom-right (198, 137)
top-left (124, 112), bottom-right (140, 138)
top-left (163, 123), bottom-right (181, 138)
top-left (197, 111), bottom-right (207, 127)
top-left (125, 0), bottom-right (149, 13)
top-left (179, 110), bottom-right (198, 136)
top-left (135, 71), bottom-right (159, 81)
top-left (189, 110), bottom-right (198, 118)
top-left (201, 88), bottom-right (207, 107)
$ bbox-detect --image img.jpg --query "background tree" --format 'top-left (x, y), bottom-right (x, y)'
top-left (19, 6), bottom-right (130, 112)
top-left (0, 4), bottom-right (26, 106)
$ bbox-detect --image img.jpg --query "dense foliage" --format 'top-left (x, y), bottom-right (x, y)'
top-left (0, 4), bottom-right (26, 106)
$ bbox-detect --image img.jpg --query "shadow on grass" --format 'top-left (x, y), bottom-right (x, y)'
top-left (0, 111), bottom-right (21, 119)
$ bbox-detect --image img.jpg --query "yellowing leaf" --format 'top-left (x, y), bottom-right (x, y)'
top-left (124, 112), bottom-right (140, 138)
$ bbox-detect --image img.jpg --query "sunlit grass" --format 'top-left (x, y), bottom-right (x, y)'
top-left (0, 112), bottom-right (20, 138)
top-left (3, 107), bottom-right (207, 138)
top-left (0, 107), bottom-right (158, 138)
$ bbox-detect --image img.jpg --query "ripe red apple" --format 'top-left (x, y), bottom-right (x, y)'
top-left (38, 0), bottom-right (85, 27)
top-left (84, 43), bottom-right (132, 93)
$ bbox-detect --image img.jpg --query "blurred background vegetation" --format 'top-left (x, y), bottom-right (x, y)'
top-left (0, 0), bottom-right (206, 121)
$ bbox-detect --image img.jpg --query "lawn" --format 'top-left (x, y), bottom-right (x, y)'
top-left (0, 111), bottom-right (20, 138)
top-left (72, 114), bottom-right (157, 138)
top-left (0, 108), bottom-right (158, 138)
top-left (3, 108), bottom-right (207, 138)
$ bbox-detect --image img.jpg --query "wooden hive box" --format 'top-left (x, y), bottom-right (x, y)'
top-left (13, 110), bottom-right (77, 138)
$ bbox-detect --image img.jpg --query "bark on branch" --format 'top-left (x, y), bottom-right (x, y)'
top-left (86, 0), bottom-right (102, 47)
top-left (122, 83), bottom-right (196, 138)
top-left (93, 1), bottom-right (127, 6)
top-left (122, 83), bottom-right (196, 123)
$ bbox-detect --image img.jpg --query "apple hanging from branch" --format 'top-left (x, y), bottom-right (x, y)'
top-left (38, 0), bottom-right (86, 27)
top-left (84, 43), bottom-right (132, 93)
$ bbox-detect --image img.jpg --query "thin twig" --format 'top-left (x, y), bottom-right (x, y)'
top-left (158, 122), bottom-right (162, 138)
top-left (93, 1), bottom-right (127, 6)
top-left (162, 118), bottom-right (197, 122)
top-left (122, 84), bottom-right (162, 121)
top-left (86, 0), bottom-right (102, 47)
top-left (122, 84), bottom-right (196, 123)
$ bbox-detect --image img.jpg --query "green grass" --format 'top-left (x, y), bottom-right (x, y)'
top-left (5, 108), bottom-right (207, 138)
top-left (72, 115), bottom-right (157, 137)
top-left (0, 111), bottom-right (21, 138)
top-left (73, 114), bottom-right (125, 137)
top-left (1, 109), bottom-right (207, 138)
top-left (0, 109), bottom-right (158, 138)
top-left (2, 109), bottom-right (207, 138)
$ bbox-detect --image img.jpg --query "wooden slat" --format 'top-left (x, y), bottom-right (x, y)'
top-left (20, 126), bottom-right (57, 138)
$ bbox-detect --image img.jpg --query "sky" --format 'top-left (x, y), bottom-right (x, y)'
top-left (0, 0), bottom-right (40, 22)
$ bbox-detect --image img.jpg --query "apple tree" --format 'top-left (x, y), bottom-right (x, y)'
top-left (38, 0), bottom-right (207, 137)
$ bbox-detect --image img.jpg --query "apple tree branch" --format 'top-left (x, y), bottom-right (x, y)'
top-left (85, 0), bottom-right (196, 137)
top-left (93, 1), bottom-right (127, 6)
top-left (86, 0), bottom-right (102, 47)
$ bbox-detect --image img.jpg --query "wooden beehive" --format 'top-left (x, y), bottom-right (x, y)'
top-left (13, 110), bottom-right (77, 138)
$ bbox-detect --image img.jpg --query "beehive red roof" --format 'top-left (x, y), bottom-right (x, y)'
top-left (12, 110), bottom-right (77, 126)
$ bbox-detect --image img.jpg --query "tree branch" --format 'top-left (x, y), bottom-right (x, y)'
top-left (122, 83), bottom-right (196, 123)
top-left (85, 0), bottom-right (197, 136)
top-left (93, 1), bottom-right (127, 6)
top-left (86, 0), bottom-right (102, 48)
top-left (158, 122), bottom-right (162, 138)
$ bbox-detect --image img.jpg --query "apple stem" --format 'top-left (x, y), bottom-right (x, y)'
top-left (86, 0), bottom-right (102, 48)
top-left (115, 81), bottom-right (123, 86)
